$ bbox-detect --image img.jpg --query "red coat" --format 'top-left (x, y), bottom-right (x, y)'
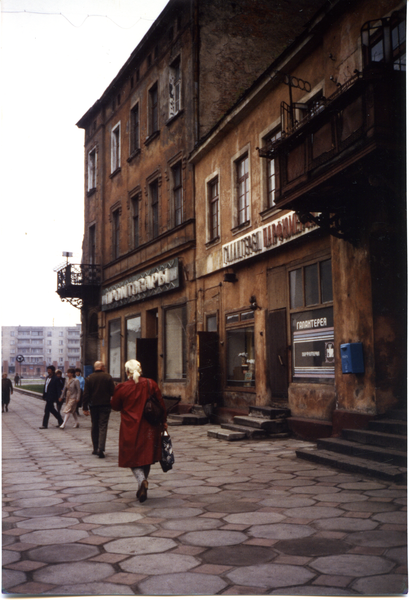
top-left (110, 377), bottom-right (167, 468)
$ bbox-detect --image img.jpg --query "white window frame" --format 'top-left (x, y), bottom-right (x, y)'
top-left (87, 146), bottom-right (97, 191)
top-left (111, 121), bottom-right (121, 173)
top-left (205, 169), bottom-right (220, 243)
top-left (130, 102), bottom-right (140, 155)
top-left (231, 144), bottom-right (251, 230)
top-left (169, 56), bottom-right (181, 118)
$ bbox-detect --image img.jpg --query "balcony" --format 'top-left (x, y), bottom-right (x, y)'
top-left (259, 65), bottom-right (405, 241)
top-left (56, 264), bottom-right (101, 309)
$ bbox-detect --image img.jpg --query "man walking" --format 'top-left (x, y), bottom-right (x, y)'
top-left (40, 365), bottom-right (63, 429)
top-left (2, 373), bottom-right (13, 412)
top-left (82, 361), bottom-right (115, 458)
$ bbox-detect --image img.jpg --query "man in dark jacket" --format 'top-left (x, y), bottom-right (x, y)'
top-left (40, 365), bottom-right (64, 429)
top-left (82, 361), bottom-right (115, 458)
top-left (2, 374), bottom-right (13, 412)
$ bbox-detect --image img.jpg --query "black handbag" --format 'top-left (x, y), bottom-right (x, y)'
top-left (143, 379), bottom-right (165, 426)
top-left (160, 431), bottom-right (175, 472)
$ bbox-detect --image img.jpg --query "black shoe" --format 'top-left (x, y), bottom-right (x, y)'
top-left (92, 450), bottom-right (98, 455)
top-left (5, 406), bottom-right (8, 412)
top-left (98, 450), bottom-right (105, 459)
top-left (39, 426), bottom-right (48, 429)
top-left (137, 480), bottom-right (149, 503)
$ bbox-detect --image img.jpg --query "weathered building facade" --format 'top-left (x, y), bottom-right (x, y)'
top-left (60, 0), bottom-right (325, 405)
top-left (190, 0), bottom-right (406, 434)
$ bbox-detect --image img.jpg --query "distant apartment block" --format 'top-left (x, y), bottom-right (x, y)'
top-left (1, 325), bottom-right (82, 376)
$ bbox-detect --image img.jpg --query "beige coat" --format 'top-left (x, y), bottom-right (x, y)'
top-left (61, 378), bottom-right (81, 414)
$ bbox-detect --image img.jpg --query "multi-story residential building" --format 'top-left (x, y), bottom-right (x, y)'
top-left (191, 0), bottom-right (406, 433)
top-left (56, 0), bottom-right (324, 406)
top-left (2, 325), bottom-right (82, 377)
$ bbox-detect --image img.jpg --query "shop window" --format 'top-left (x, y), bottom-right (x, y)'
top-left (208, 177), bottom-right (219, 241)
top-left (108, 319), bottom-right (121, 380)
top-left (164, 305), bottom-right (186, 380)
top-left (149, 83), bottom-right (158, 134)
top-left (126, 315), bottom-right (141, 362)
top-left (362, 12), bottom-right (406, 71)
top-left (130, 103), bottom-right (140, 155)
top-left (236, 154), bottom-right (249, 226)
top-left (172, 162), bottom-right (183, 226)
top-left (289, 258), bottom-right (334, 381)
top-left (169, 57), bottom-right (181, 118)
top-left (226, 311), bottom-right (255, 387)
top-left (265, 128), bottom-right (281, 208)
top-left (111, 122), bottom-right (121, 173)
top-left (88, 147), bottom-right (97, 191)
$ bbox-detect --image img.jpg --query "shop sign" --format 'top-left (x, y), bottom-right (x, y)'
top-left (101, 258), bottom-right (180, 311)
top-left (223, 212), bottom-right (318, 267)
top-left (291, 307), bottom-right (334, 379)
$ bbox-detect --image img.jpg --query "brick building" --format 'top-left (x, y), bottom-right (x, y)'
top-left (57, 0), bottom-right (324, 405)
top-left (2, 325), bottom-right (82, 377)
top-left (190, 0), bottom-right (406, 433)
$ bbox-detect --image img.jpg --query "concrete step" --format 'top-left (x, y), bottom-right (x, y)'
top-left (207, 428), bottom-right (246, 441)
top-left (342, 428), bottom-right (407, 452)
top-left (233, 416), bottom-right (288, 433)
top-left (296, 448), bottom-right (407, 483)
top-left (168, 414), bottom-right (209, 426)
top-left (387, 409), bottom-right (407, 422)
top-left (317, 437), bottom-right (407, 467)
top-left (368, 419), bottom-right (407, 436)
top-left (221, 423), bottom-right (268, 439)
top-left (248, 405), bottom-right (291, 420)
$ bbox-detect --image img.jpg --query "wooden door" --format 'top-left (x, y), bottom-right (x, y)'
top-left (197, 331), bottom-right (221, 405)
top-left (267, 309), bottom-right (288, 400)
top-left (136, 338), bottom-right (158, 382)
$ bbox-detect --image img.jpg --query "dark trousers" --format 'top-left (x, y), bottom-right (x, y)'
top-left (42, 400), bottom-right (63, 428)
top-left (90, 405), bottom-right (111, 452)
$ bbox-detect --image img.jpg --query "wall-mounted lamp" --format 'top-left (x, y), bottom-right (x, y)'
top-left (223, 273), bottom-right (237, 283)
top-left (250, 295), bottom-right (259, 310)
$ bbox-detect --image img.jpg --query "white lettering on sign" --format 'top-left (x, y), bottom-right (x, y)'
top-left (302, 351), bottom-right (321, 357)
top-left (222, 211), bottom-right (319, 267)
top-left (296, 318), bottom-right (327, 330)
top-left (102, 266), bottom-right (175, 307)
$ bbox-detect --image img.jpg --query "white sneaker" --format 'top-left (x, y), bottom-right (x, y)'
top-left (60, 424), bottom-right (65, 429)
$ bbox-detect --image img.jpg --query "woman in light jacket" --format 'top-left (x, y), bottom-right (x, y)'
top-left (111, 360), bottom-right (167, 503)
top-left (59, 368), bottom-right (81, 429)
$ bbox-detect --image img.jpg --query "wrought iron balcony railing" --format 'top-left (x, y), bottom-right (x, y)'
top-left (56, 264), bottom-right (101, 308)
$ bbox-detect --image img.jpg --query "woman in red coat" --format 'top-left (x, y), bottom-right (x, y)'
top-left (111, 359), bottom-right (167, 503)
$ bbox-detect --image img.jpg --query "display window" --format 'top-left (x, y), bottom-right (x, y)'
top-left (225, 311), bottom-right (255, 387)
top-left (108, 319), bottom-right (121, 380)
top-left (126, 315), bottom-right (141, 362)
top-left (164, 305), bottom-right (187, 380)
top-left (289, 258), bottom-right (334, 380)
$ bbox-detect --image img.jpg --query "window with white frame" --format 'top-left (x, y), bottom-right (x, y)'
top-left (172, 162), bottom-right (183, 226)
top-left (111, 122), bottom-right (121, 173)
top-left (169, 57), bottom-right (181, 118)
top-left (130, 103), bottom-right (139, 154)
top-left (88, 147), bottom-right (97, 190)
top-left (265, 129), bottom-right (281, 208)
top-left (236, 154), bottom-right (250, 226)
top-left (208, 177), bottom-right (219, 241)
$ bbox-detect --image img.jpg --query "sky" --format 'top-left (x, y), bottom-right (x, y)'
top-left (0, 0), bottom-right (169, 328)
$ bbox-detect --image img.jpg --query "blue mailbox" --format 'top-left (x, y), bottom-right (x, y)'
top-left (340, 342), bottom-right (364, 374)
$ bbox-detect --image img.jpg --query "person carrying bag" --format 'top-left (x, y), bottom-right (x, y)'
top-left (111, 359), bottom-right (168, 503)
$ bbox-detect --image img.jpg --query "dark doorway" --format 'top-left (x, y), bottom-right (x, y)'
top-left (197, 331), bottom-right (221, 406)
top-left (267, 309), bottom-right (288, 401)
top-left (136, 338), bottom-right (158, 382)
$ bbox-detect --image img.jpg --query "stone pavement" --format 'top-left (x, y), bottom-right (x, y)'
top-left (2, 391), bottom-right (407, 595)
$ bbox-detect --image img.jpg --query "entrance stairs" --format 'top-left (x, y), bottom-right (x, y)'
top-left (208, 405), bottom-right (291, 441)
top-left (296, 408), bottom-right (407, 483)
top-left (167, 405), bottom-right (209, 426)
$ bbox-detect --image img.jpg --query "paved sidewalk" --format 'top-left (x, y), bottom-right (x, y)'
top-left (2, 391), bottom-right (407, 595)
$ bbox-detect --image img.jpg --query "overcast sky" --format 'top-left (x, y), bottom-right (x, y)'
top-left (0, 0), bottom-right (169, 328)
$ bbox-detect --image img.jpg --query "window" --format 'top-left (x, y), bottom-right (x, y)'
top-left (165, 305), bottom-right (186, 379)
top-left (150, 180), bottom-right (159, 238)
top-left (130, 104), bottom-right (139, 154)
top-left (47, 349), bottom-right (51, 354)
top-left (126, 316), bottom-right (141, 362)
top-left (149, 83), bottom-right (158, 134)
top-left (113, 209), bottom-right (120, 259)
top-left (59, 332), bottom-right (63, 336)
top-left (10, 339), bottom-right (15, 345)
top-left (132, 195), bottom-right (140, 248)
top-left (226, 310), bottom-right (255, 387)
top-left (265, 129), bottom-right (281, 208)
top-left (108, 319), bottom-right (121, 380)
top-left (236, 155), bottom-right (249, 226)
top-left (169, 57), bottom-right (181, 118)
top-left (111, 122), bottom-right (121, 173)
top-left (362, 12), bottom-right (406, 71)
top-left (172, 162), bottom-right (183, 226)
top-left (89, 225), bottom-right (96, 264)
top-left (59, 340), bottom-right (63, 346)
top-left (10, 332), bottom-right (15, 336)
top-left (289, 258), bottom-right (334, 381)
top-left (208, 177), bottom-right (219, 241)
top-left (47, 332), bottom-right (52, 337)
top-left (47, 340), bottom-right (52, 346)
top-left (206, 314), bottom-right (217, 332)
top-left (88, 147), bottom-right (97, 190)
top-left (59, 349), bottom-right (63, 354)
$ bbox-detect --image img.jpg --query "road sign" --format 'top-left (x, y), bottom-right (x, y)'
top-left (15, 355), bottom-right (25, 363)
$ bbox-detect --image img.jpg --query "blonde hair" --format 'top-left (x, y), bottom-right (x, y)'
top-left (125, 359), bottom-right (142, 384)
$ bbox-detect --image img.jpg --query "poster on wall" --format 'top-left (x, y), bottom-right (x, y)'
top-left (291, 306), bottom-right (334, 379)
